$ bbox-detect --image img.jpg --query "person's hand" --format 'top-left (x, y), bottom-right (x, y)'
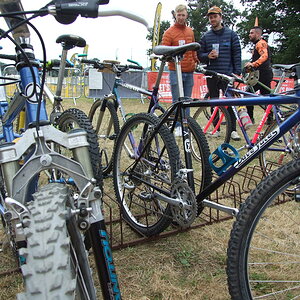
top-left (244, 62), bottom-right (253, 69)
top-left (208, 49), bottom-right (218, 59)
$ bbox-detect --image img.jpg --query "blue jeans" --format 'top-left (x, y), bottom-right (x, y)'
top-left (169, 71), bottom-right (194, 117)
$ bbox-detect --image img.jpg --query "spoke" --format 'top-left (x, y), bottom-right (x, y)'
top-left (252, 284), bottom-right (300, 299)
top-left (250, 246), bottom-right (300, 259)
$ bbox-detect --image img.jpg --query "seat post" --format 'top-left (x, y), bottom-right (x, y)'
top-left (174, 56), bottom-right (185, 99)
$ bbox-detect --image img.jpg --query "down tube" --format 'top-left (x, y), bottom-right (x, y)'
top-left (88, 220), bottom-right (122, 300)
top-left (196, 107), bottom-right (300, 202)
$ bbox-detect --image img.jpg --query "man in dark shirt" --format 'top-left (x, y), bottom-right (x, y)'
top-left (197, 6), bottom-right (242, 140)
top-left (245, 26), bottom-right (273, 124)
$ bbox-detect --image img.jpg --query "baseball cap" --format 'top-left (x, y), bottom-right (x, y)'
top-left (207, 6), bottom-right (222, 16)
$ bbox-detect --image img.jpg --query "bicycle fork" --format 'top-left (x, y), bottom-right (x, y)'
top-left (0, 124), bottom-right (122, 299)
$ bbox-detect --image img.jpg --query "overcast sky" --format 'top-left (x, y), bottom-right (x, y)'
top-left (0, 1), bottom-right (248, 67)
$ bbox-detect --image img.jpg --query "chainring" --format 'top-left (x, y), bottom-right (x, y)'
top-left (170, 180), bottom-right (197, 228)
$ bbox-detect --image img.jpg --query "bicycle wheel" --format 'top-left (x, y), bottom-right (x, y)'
top-left (57, 108), bottom-right (102, 184)
top-left (17, 183), bottom-right (96, 300)
top-left (88, 98), bottom-right (120, 175)
top-left (259, 115), bottom-right (300, 176)
top-left (113, 113), bottom-right (180, 236)
top-left (227, 158), bottom-right (300, 299)
top-left (174, 116), bottom-right (212, 213)
top-left (193, 105), bottom-right (232, 153)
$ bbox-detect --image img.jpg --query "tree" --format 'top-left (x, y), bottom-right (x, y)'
top-left (236, 0), bottom-right (300, 63)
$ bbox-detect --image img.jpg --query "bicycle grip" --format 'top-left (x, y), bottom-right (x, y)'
top-left (81, 59), bottom-right (103, 69)
top-left (128, 65), bottom-right (143, 70)
top-left (0, 54), bottom-right (17, 61)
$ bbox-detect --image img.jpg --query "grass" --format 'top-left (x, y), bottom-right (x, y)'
top-left (0, 94), bottom-right (294, 299)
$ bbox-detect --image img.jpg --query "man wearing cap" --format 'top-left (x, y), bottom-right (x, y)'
top-left (197, 6), bottom-right (242, 141)
top-left (161, 4), bottom-right (199, 136)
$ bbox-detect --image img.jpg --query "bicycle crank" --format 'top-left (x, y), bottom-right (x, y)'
top-left (170, 180), bottom-right (197, 228)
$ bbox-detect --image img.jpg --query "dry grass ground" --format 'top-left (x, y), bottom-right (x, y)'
top-left (0, 95), bottom-right (285, 299)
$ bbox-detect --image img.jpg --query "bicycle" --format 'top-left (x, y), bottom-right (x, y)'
top-left (93, 43), bottom-right (211, 237)
top-left (194, 65), bottom-right (299, 176)
top-left (84, 54), bottom-right (212, 192)
top-left (0, 1), bottom-right (149, 299)
top-left (113, 42), bottom-right (300, 298)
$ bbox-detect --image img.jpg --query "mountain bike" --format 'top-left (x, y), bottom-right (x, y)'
top-left (0, 1), bottom-right (149, 299)
top-left (195, 65), bottom-right (299, 176)
top-left (113, 42), bottom-right (300, 298)
top-left (109, 43), bottom-right (212, 237)
top-left (85, 56), bottom-right (211, 189)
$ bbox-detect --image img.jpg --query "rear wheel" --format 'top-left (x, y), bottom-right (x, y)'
top-left (88, 98), bottom-right (120, 175)
top-left (57, 108), bottom-right (102, 185)
top-left (174, 116), bottom-right (212, 214)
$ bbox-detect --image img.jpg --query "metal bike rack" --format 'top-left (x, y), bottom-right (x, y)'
top-left (102, 164), bottom-right (266, 250)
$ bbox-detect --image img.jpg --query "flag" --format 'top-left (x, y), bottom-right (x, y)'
top-left (151, 2), bottom-right (162, 71)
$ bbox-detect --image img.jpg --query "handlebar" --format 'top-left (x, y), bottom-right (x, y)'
top-left (47, 4), bottom-right (149, 29)
top-left (198, 66), bottom-right (245, 85)
top-left (0, 53), bottom-right (17, 61)
top-left (81, 59), bottom-right (143, 72)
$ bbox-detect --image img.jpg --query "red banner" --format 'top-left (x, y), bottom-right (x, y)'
top-left (147, 72), bottom-right (294, 102)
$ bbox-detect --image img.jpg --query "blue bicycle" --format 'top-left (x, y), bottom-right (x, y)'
top-left (0, 1), bottom-right (148, 299)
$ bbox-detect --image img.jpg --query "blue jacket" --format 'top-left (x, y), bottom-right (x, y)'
top-left (197, 27), bottom-right (241, 75)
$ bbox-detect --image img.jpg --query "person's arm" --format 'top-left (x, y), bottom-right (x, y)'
top-left (197, 35), bottom-right (209, 63)
top-left (161, 29), bottom-right (172, 46)
top-left (250, 40), bottom-right (269, 68)
top-left (231, 31), bottom-right (242, 75)
top-left (191, 31), bottom-right (200, 64)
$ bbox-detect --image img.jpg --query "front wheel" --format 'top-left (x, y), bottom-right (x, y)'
top-left (112, 113), bottom-right (180, 236)
top-left (18, 183), bottom-right (96, 299)
top-left (227, 158), bottom-right (300, 299)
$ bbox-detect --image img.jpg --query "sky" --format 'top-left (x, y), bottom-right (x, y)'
top-left (0, 0), bottom-right (248, 67)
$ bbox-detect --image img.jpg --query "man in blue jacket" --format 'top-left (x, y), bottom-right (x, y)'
top-left (198, 6), bottom-right (242, 140)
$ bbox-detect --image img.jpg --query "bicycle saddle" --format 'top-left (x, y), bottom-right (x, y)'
top-left (153, 42), bottom-right (200, 57)
top-left (273, 63), bottom-right (300, 71)
top-left (56, 34), bottom-right (86, 50)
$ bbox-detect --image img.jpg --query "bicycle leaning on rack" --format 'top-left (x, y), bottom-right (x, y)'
top-left (112, 41), bottom-right (300, 299)
top-left (91, 43), bottom-right (212, 237)
top-left (85, 55), bottom-right (212, 188)
top-left (193, 65), bottom-right (299, 177)
top-left (0, 1), bottom-right (150, 299)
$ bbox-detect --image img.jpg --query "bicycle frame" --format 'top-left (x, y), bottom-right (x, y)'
top-left (161, 89), bottom-right (300, 214)
top-left (104, 58), bottom-right (167, 122)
